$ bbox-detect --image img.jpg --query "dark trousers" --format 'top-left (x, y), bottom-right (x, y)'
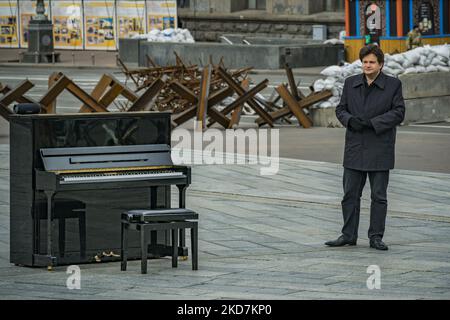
top-left (341, 168), bottom-right (389, 241)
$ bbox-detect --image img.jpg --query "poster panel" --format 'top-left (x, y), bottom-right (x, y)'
top-left (19, 0), bottom-right (50, 48)
top-left (147, 0), bottom-right (177, 31)
top-left (0, 0), bottom-right (19, 48)
top-left (117, 0), bottom-right (146, 39)
top-left (51, 0), bottom-right (83, 49)
top-left (84, 0), bottom-right (116, 50)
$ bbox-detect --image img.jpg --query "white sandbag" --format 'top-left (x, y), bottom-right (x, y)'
top-left (341, 66), bottom-right (355, 78)
top-left (313, 79), bottom-right (326, 92)
top-left (403, 67), bottom-right (418, 74)
top-left (426, 50), bottom-right (437, 60)
top-left (320, 66), bottom-right (342, 77)
top-left (351, 59), bottom-right (362, 68)
top-left (424, 57), bottom-right (433, 66)
top-left (382, 66), bottom-right (396, 75)
top-left (416, 65), bottom-right (426, 73)
top-left (387, 60), bottom-right (403, 70)
top-left (351, 68), bottom-right (363, 75)
top-left (149, 29), bottom-right (161, 36)
top-left (393, 68), bottom-right (404, 76)
top-left (403, 50), bottom-right (421, 64)
top-left (431, 57), bottom-right (447, 66)
top-left (434, 54), bottom-right (448, 62)
top-left (392, 54), bottom-right (405, 64)
top-left (329, 96), bottom-right (340, 104)
top-left (425, 65), bottom-right (438, 72)
top-left (419, 55), bottom-right (427, 66)
top-left (324, 38), bottom-right (344, 45)
top-left (422, 45), bottom-right (432, 56)
top-left (320, 101), bottom-right (333, 109)
top-left (324, 77), bottom-right (337, 90)
top-left (402, 58), bottom-right (414, 68)
top-left (431, 45), bottom-right (450, 60)
top-left (437, 65), bottom-right (450, 72)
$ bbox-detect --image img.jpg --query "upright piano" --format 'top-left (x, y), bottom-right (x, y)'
top-left (9, 112), bottom-right (191, 267)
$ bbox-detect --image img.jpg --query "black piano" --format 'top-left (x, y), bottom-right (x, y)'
top-left (9, 112), bottom-right (191, 268)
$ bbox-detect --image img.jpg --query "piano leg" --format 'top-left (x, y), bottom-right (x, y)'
top-left (44, 190), bottom-right (56, 270)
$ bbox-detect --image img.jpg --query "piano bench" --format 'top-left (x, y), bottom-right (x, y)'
top-left (120, 209), bottom-right (198, 274)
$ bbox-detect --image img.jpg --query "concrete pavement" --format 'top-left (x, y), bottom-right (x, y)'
top-left (0, 48), bottom-right (326, 76)
top-left (0, 144), bottom-right (449, 300)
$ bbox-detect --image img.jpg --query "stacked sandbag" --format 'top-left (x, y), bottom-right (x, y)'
top-left (133, 28), bottom-right (195, 43)
top-left (323, 38), bottom-right (345, 45)
top-left (312, 44), bottom-right (450, 109)
top-left (312, 60), bottom-right (362, 108)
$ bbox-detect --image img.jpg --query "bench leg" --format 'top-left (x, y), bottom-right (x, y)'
top-left (121, 222), bottom-right (129, 271)
top-left (172, 228), bottom-right (178, 268)
top-left (140, 226), bottom-right (149, 274)
top-left (191, 224), bottom-right (198, 270)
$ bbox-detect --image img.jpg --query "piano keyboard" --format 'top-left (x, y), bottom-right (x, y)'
top-left (60, 170), bottom-right (184, 184)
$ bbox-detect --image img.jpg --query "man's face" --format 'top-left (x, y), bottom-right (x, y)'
top-left (362, 53), bottom-right (383, 77)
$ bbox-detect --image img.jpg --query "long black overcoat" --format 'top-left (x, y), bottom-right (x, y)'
top-left (335, 72), bottom-right (405, 171)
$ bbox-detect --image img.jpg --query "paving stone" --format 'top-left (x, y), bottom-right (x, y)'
top-left (1, 145), bottom-right (450, 299)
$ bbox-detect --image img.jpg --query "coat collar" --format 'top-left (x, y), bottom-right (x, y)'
top-left (353, 72), bottom-right (386, 89)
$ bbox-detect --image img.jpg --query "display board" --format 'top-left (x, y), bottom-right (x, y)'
top-left (0, 0), bottom-right (19, 48)
top-left (117, 0), bottom-right (146, 39)
top-left (3, 0), bottom-right (180, 50)
top-left (147, 0), bottom-right (177, 31)
top-left (19, 0), bottom-right (50, 48)
top-left (51, 0), bottom-right (83, 49)
top-left (83, 0), bottom-right (116, 50)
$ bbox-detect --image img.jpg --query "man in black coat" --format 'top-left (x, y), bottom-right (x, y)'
top-left (325, 44), bottom-right (405, 250)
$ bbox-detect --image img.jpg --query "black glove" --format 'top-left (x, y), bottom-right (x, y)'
top-left (348, 117), bottom-right (364, 132)
top-left (357, 117), bottom-right (373, 129)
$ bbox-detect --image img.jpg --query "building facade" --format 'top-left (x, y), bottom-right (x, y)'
top-left (345, 0), bottom-right (450, 61)
top-left (177, 0), bottom-right (345, 41)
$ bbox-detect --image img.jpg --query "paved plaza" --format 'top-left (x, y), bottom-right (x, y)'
top-left (0, 143), bottom-right (449, 300)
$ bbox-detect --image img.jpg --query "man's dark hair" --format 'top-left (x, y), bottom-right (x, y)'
top-left (359, 44), bottom-right (384, 64)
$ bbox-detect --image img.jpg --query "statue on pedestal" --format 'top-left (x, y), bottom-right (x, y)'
top-left (23, 0), bottom-right (60, 63)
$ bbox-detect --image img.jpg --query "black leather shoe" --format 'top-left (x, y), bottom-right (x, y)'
top-left (325, 235), bottom-right (357, 247)
top-left (370, 238), bottom-right (388, 250)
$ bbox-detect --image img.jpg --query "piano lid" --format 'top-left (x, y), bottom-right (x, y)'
top-left (40, 144), bottom-right (174, 172)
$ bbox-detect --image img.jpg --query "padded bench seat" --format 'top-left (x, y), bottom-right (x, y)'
top-left (122, 208), bottom-right (198, 223)
top-left (121, 208), bottom-right (198, 274)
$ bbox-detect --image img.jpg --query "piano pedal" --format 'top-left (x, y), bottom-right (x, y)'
top-left (102, 251), bottom-right (120, 258)
top-left (94, 254), bottom-right (102, 263)
top-left (180, 256), bottom-right (188, 261)
top-left (110, 251), bottom-right (120, 257)
top-left (47, 266), bottom-right (53, 271)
